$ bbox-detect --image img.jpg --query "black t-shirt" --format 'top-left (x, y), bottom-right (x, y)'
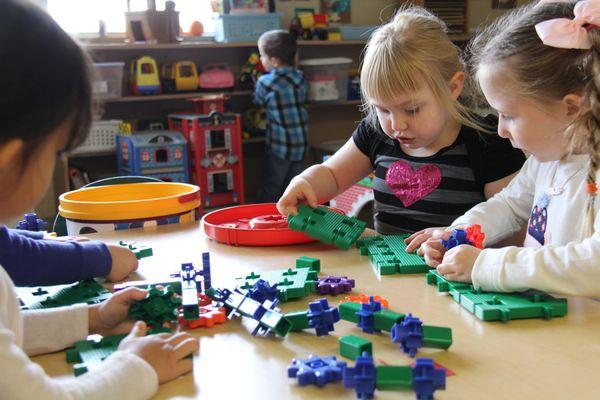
top-left (352, 115), bottom-right (526, 234)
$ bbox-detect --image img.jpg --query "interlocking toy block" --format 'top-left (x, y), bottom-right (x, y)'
top-left (296, 256), bottom-right (321, 273)
top-left (180, 263), bottom-right (200, 320)
top-left (113, 277), bottom-right (181, 292)
top-left (375, 365), bottom-right (413, 391)
top-left (129, 285), bottom-right (181, 327)
top-left (288, 355), bottom-right (347, 387)
top-left (466, 224), bottom-right (485, 249)
top-left (413, 358), bottom-right (446, 400)
top-left (355, 297), bottom-right (382, 334)
top-left (316, 275), bottom-right (355, 295)
top-left (247, 279), bottom-right (279, 304)
top-left (426, 270), bottom-right (568, 322)
top-left (339, 334), bottom-right (372, 360)
top-left (236, 267), bottom-right (316, 302)
top-left (20, 280), bottom-right (111, 310)
top-left (344, 293), bottom-right (389, 309)
top-left (118, 240), bottom-right (153, 259)
top-left (356, 235), bottom-right (430, 275)
top-left (66, 334), bottom-right (126, 376)
top-left (16, 212), bottom-right (47, 232)
top-left (339, 301), bottom-right (405, 333)
top-left (343, 351), bottom-right (376, 399)
top-left (178, 305), bottom-right (227, 329)
top-left (442, 224), bottom-right (485, 250)
top-left (201, 252), bottom-right (212, 290)
top-left (391, 314), bottom-right (423, 357)
top-left (285, 310), bottom-right (310, 331)
top-left (287, 205), bottom-right (367, 250)
top-left (207, 287), bottom-right (292, 336)
top-left (307, 298), bottom-right (340, 336)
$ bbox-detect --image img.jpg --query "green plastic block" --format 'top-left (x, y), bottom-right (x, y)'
top-left (422, 325), bottom-right (453, 349)
top-left (66, 334), bottom-right (127, 376)
top-left (119, 240), bottom-right (153, 259)
top-left (357, 235), bottom-right (430, 275)
top-left (129, 285), bottom-right (181, 327)
top-left (260, 308), bottom-right (293, 337)
top-left (339, 335), bottom-right (372, 360)
top-left (373, 309), bottom-right (405, 332)
top-left (20, 280), bottom-right (111, 310)
top-left (339, 301), bottom-right (362, 323)
top-left (287, 205), bottom-right (367, 250)
top-left (376, 366), bottom-right (413, 390)
top-left (285, 310), bottom-right (310, 331)
top-left (426, 270), bottom-right (568, 322)
top-left (236, 267), bottom-right (317, 302)
top-left (295, 256), bottom-right (321, 273)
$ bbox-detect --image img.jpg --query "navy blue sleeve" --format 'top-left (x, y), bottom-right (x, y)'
top-left (0, 225), bottom-right (112, 286)
top-left (10, 229), bottom-right (45, 240)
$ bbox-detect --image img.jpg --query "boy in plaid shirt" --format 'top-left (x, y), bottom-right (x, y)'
top-left (253, 29), bottom-right (308, 202)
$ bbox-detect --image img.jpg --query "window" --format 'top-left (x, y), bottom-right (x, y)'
top-left (47, 0), bottom-right (216, 34)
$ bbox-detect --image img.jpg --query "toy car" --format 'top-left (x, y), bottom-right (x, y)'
top-left (161, 61), bottom-right (199, 92)
top-left (131, 56), bottom-right (161, 96)
top-left (198, 64), bottom-right (234, 90)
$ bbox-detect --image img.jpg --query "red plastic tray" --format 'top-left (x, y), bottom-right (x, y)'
top-left (202, 203), bottom-right (337, 246)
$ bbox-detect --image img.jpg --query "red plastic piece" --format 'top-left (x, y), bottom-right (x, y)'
top-left (178, 305), bottom-right (227, 329)
top-left (198, 293), bottom-right (212, 306)
top-left (343, 293), bottom-right (389, 309)
top-left (409, 360), bottom-right (456, 377)
top-left (202, 203), bottom-right (344, 246)
top-left (466, 224), bottom-right (485, 249)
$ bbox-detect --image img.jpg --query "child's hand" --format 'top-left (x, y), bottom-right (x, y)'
top-left (118, 321), bottom-right (199, 384)
top-left (405, 227), bottom-right (448, 253)
top-left (276, 176), bottom-right (318, 216)
top-left (420, 231), bottom-right (454, 267)
top-left (88, 287), bottom-right (148, 336)
top-left (436, 245), bottom-right (481, 282)
top-left (106, 244), bottom-right (139, 282)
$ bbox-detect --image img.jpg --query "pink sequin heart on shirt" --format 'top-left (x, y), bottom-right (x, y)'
top-left (385, 160), bottom-right (442, 207)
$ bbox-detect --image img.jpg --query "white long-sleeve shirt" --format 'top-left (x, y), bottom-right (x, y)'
top-left (0, 265), bottom-right (159, 399)
top-left (451, 154), bottom-right (600, 296)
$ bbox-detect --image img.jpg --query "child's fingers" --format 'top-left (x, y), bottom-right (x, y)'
top-left (129, 321), bottom-right (147, 337)
top-left (173, 337), bottom-right (200, 360)
top-left (404, 230), bottom-right (424, 244)
top-left (405, 233), bottom-right (428, 253)
top-left (303, 188), bottom-right (318, 208)
top-left (436, 262), bottom-right (455, 276)
top-left (167, 332), bottom-right (194, 346)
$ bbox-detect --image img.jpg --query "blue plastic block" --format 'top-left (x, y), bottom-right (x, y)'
top-left (355, 297), bottom-right (383, 334)
top-left (391, 313), bottom-right (424, 357)
top-left (441, 229), bottom-right (469, 250)
top-left (307, 298), bottom-right (340, 336)
top-left (247, 279), bottom-right (279, 304)
top-left (201, 252), bottom-right (212, 290)
top-left (288, 355), bottom-right (347, 387)
top-left (413, 358), bottom-right (446, 400)
top-left (343, 351), bottom-right (376, 399)
top-left (15, 212), bottom-right (47, 232)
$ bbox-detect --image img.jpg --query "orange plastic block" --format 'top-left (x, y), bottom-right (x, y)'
top-left (179, 305), bottom-right (226, 329)
top-left (343, 293), bottom-right (389, 309)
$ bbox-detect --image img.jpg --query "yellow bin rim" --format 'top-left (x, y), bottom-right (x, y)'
top-left (59, 182), bottom-right (201, 221)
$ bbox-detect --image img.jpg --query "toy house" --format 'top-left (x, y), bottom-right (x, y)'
top-left (167, 111), bottom-right (244, 208)
top-left (116, 130), bottom-right (189, 183)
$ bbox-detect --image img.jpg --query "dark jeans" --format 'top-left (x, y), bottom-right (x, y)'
top-left (256, 151), bottom-right (305, 203)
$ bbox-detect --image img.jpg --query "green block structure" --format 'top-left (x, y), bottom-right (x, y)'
top-left (66, 334), bottom-right (127, 376)
top-left (376, 365), bottom-right (413, 391)
top-left (339, 301), bottom-right (361, 324)
top-left (339, 334), bottom-right (372, 360)
top-left (287, 205), bottom-right (367, 250)
top-left (295, 256), bottom-right (321, 273)
top-left (119, 240), bottom-right (153, 259)
top-left (20, 280), bottom-right (111, 310)
top-left (285, 310), bottom-right (310, 331)
top-left (356, 235), bottom-right (430, 275)
top-left (422, 325), bottom-right (453, 350)
top-left (426, 270), bottom-right (568, 322)
top-left (236, 267), bottom-right (317, 302)
top-left (339, 301), bottom-right (406, 332)
top-left (129, 285), bottom-right (181, 327)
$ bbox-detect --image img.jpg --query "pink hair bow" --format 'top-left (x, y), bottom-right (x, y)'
top-left (535, 0), bottom-right (600, 49)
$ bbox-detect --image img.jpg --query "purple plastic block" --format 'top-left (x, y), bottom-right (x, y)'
top-left (355, 297), bottom-right (382, 334)
top-left (391, 313), bottom-right (424, 357)
top-left (307, 298), bottom-right (340, 336)
top-left (247, 279), bottom-right (280, 304)
top-left (342, 351), bottom-right (376, 399)
top-left (441, 229), bottom-right (470, 250)
top-left (16, 213), bottom-right (47, 232)
top-left (316, 275), bottom-right (355, 295)
top-left (288, 354), bottom-right (347, 387)
top-left (413, 358), bottom-right (446, 400)
top-left (201, 252), bottom-right (212, 290)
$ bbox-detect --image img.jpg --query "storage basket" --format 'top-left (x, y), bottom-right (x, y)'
top-left (71, 120), bottom-right (123, 154)
top-left (214, 13), bottom-right (282, 42)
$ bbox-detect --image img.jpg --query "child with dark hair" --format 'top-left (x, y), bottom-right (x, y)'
top-left (0, 1), bottom-right (198, 398)
top-left (253, 29), bottom-right (309, 202)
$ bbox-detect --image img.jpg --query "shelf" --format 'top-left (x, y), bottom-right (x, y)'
top-left (68, 150), bottom-right (117, 158)
top-left (85, 40), bottom-right (368, 51)
top-left (103, 90), bottom-right (253, 103)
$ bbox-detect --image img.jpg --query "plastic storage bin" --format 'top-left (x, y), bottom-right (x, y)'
top-left (71, 120), bottom-right (123, 154)
top-left (214, 13), bottom-right (282, 42)
top-left (299, 57), bottom-right (352, 103)
top-left (91, 62), bottom-right (125, 99)
top-left (339, 25), bottom-right (375, 40)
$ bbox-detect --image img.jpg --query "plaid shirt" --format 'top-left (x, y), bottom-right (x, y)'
top-left (253, 67), bottom-right (309, 161)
